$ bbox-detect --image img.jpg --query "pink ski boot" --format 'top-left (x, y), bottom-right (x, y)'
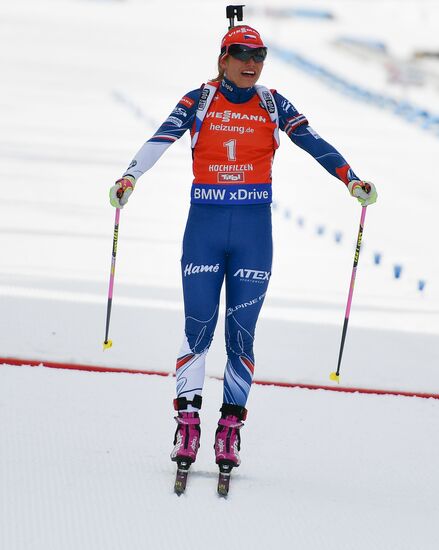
top-left (171, 411), bottom-right (201, 465)
top-left (170, 396), bottom-right (203, 466)
top-left (214, 404), bottom-right (247, 468)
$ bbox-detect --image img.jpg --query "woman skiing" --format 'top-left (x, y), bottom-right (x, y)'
top-left (109, 25), bottom-right (377, 485)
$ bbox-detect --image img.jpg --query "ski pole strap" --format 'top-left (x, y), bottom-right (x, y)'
top-left (174, 395), bottom-right (203, 411)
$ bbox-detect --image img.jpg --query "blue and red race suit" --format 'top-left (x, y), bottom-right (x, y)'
top-left (124, 77), bottom-right (359, 410)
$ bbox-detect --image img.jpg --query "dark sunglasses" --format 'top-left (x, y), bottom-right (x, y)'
top-left (226, 44), bottom-right (268, 63)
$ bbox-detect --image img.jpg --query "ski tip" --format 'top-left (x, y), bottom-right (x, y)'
top-left (217, 477), bottom-right (230, 498)
top-left (217, 487), bottom-right (229, 498)
top-left (103, 340), bottom-right (113, 351)
top-left (217, 463), bottom-right (232, 497)
top-left (174, 483), bottom-right (185, 496)
top-left (329, 371), bottom-right (340, 384)
top-left (174, 462), bottom-right (191, 496)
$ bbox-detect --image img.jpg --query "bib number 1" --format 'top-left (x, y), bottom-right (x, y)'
top-left (223, 139), bottom-right (237, 161)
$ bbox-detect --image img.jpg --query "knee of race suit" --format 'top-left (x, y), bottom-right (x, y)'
top-left (225, 318), bottom-right (255, 360)
top-left (185, 317), bottom-right (216, 354)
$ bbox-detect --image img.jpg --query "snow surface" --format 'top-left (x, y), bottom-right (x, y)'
top-left (1, 0), bottom-right (439, 547)
top-left (1, 364), bottom-right (438, 550)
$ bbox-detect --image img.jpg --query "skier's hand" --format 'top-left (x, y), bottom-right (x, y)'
top-left (348, 180), bottom-right (377, 206)
top-left (109, 176), bottom-right (136, 208)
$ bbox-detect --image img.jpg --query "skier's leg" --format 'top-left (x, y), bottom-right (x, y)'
top-left (172, 205), bottom-right (228, 464)
top-left (223, 204), bottom-right (273, 407)
top-left (175, 205), bottom-right (228, 410)
top-left (214, 204), bottom-right (272, 467)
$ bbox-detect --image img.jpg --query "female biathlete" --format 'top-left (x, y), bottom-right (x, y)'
top-left (109, 25), bottom-right (377, 477)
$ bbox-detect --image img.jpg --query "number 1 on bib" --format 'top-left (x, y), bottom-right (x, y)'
top-left (223, 139), bottom-right (237, 161)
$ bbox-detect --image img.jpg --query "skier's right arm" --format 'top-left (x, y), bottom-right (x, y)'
top-left (109, 90), bottom-right (201, 208)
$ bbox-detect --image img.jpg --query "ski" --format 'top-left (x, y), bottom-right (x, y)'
top-left (174, 460), bottom-right (191, 496)
top-left (217, 462), bottom-right (233, 497)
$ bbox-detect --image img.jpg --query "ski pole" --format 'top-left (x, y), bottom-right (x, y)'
top-left (103, 207), bottom-right (120, 350)
top-left (330, 206), bottom-right (367, 383)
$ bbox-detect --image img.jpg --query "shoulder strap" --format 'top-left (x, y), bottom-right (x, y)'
top-left (191, 81), bottom-right (220, 149)
top-left (255, 85), bottom-right (280, 147)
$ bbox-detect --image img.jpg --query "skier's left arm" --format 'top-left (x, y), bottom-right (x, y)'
top-left (274, 92), bottom-right (377, 206)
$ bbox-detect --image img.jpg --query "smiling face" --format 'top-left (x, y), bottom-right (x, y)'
top-left (220, 54), bottom-right (264, 88)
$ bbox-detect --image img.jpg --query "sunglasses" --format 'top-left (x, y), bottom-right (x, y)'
top-left (225, 44), bottom-right (268, 63)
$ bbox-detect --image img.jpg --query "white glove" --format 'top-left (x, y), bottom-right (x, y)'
top-left (348, 180), bottom-right (377, 206)
top-left (109, 175), bottom-right (136, 208)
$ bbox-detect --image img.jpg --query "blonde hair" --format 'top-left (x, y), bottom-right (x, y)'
top-left (211, 54), bottom-right (226, 82)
